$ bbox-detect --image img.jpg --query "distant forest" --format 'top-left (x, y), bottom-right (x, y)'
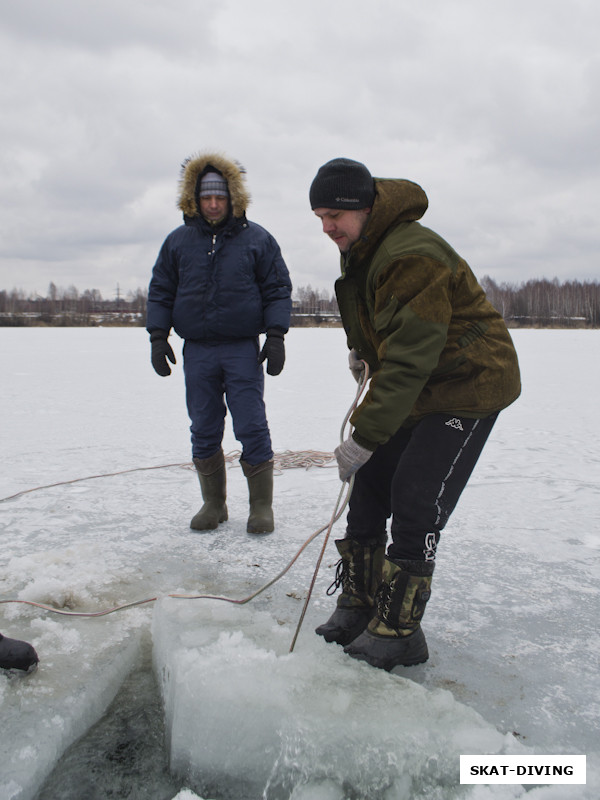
top-left (1, 277), bottom-right (600, 327)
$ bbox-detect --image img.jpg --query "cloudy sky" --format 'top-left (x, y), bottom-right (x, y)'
top-left (1, 0), bottom-right (598, 300)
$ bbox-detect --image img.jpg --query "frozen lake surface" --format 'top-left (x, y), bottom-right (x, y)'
top-left (1, 327), bottom-right (599, 799)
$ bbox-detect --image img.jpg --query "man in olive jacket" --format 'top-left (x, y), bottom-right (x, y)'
top-left (310, 157), bottom-right (521, 671)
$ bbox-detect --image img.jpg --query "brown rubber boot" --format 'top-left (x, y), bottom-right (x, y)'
top-left (240, 459), bottom-right (274, 534)
top-left (190, 449), bottom-right (228, 531)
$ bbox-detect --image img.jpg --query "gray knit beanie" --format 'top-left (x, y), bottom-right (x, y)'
top-left (309, 158), bottom-right (375, 210)
top-left (199, 171), bottom-right (229, 197)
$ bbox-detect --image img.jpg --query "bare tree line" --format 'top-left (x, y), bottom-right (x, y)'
top-left (481, 277), bottom-right (600, 327)
top-left (0, 283), bottom-right (147, 326)
top-left (292, 279), bottom-right (600, 328)
top-left (1, 278), bottom-right (600, 327)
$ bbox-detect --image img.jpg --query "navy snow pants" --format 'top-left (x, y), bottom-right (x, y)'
top-left (183, 339), bottom-right (273, 466)
top-left (346, 412), bottom-right (498, 562)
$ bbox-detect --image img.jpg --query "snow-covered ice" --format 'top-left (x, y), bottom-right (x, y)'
top-left (1, 327), bottom-right (598, 799)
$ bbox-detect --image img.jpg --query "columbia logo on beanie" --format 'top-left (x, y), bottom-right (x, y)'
top-left (309, 158), bottom-right (375, 210)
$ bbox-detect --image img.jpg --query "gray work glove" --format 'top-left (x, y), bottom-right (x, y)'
top-left (334, 437), bottom-right (373, 482)
top-left (150, 329), bottom-right (176, 376)
top-left (348, 349), bottom-right (365, 383)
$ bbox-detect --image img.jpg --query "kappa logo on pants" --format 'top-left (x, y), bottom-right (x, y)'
top-left (445, 417), bottom-right (464, 431)
top-left (424, 532), bottom-right (438, 561)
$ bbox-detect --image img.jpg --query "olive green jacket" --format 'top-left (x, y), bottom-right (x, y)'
top-left (336, 178), bottom-right (521, 450)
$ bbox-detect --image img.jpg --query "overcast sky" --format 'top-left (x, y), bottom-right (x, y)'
top-left (1, 0), bottom-right (598, 300)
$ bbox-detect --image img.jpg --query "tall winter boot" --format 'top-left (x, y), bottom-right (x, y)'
top-left (240, 459), bottom-right (274, 534)
top-left (343, 557), bottom-right (434, 670)
top-left (315, 537), bottom-right (386, 646)
top-left (190, 449), bottom-right (228, 531)
top-left (0, 633), bottom-right (39, 673)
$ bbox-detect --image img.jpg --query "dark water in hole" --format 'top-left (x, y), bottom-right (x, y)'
top-left (35, 661), bottom-right (184, 800)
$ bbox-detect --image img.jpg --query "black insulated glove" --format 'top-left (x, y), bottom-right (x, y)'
top-left (150, 329), bottom-right (176, 376)
top-left (259, 329), bottom-right (285, 376)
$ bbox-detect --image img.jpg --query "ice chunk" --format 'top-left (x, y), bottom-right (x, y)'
top-left (152, 598), bottom-right (521, 799)
top-left (0, 615), bottom-right (145, 800)
top-left (173, 790), bottom-right (209, 800)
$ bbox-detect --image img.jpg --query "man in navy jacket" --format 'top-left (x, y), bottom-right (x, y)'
top-left (147, 152), bottom-right (292, 534)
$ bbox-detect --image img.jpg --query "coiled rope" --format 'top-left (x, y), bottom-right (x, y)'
top-left (1, 365), bottom-right (369, 651)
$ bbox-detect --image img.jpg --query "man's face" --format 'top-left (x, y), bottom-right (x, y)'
top-left (200, 195), bottom-right (229, 225)
top-left (312, 207), bottom-right (371, 253)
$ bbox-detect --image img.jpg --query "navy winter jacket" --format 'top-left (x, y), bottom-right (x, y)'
top-left (146, 213), bottom-right (292, 341)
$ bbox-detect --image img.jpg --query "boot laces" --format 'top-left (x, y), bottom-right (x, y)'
top-left (326, 559), bottom-right (345, 596)
top-left (326, 558), bottom-right (359, 596)
top-left (374, 578), bottom-right (393, 622)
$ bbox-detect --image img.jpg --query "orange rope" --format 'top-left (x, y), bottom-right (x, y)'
top-left (289, 361), bottom-right (369, 650)
top-left (1, 363), bottom-right (370, 647)
top-left (0, 497), bottom-right (349, 618)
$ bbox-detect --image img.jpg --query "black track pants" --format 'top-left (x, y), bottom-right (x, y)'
top-left (345, 413), bottom-right (498, 562)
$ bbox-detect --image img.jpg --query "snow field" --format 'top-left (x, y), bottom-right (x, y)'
top-left (1, 327), bottom-right (599, 799)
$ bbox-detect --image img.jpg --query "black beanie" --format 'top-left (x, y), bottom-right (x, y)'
top-left (309, 158), bottom-right (375, 210)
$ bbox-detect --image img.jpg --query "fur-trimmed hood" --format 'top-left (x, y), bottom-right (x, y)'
top-left (177, 151), bottom-right (251, 219)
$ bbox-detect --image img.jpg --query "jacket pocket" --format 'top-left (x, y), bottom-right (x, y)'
top-left (430, 321), bottom-right (489, 379)
top-left (373, 294), bottom-right (400, 333)
top-left (457, 320), bottom-right (489, 348)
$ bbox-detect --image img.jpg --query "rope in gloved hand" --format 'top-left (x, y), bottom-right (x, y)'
top-left (288, 362), bottom-right (369, 651)
top-left (0, 363), bottom-right (369, 644)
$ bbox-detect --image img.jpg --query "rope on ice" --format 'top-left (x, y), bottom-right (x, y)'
top-left (0, 363), bottom-right (369, 653)
top-left (0, 451), bottom-right (336, 505)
